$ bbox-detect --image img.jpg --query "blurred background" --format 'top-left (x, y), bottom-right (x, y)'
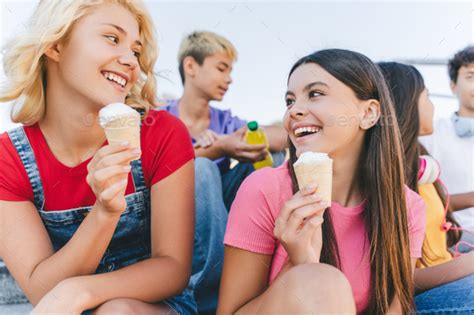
top-left (1, 0), bottom-right (473, 132)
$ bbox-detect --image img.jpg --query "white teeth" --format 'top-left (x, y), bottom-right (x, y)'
top-left (294, 126), bottom-right (321, 137)
top-left (102, 72), bottom-right (127, 88)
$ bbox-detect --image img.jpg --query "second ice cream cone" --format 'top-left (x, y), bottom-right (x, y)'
top-left (294, 154), bottom-right (333, 203)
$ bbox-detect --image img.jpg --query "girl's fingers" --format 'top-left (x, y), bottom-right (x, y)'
top-left (96, 148), bottom-right (141, 168)
top-left (88, 142), bottom-right (130, 170)
top-left (300, 214), bottom-right (324, 236)
top-left (279, 188), bottom-right (320, 223)
top-left (92, 164), bottom-right (131, 183)
top-left (99, 179), bottom-right (128, 202)
top-left (286, 201), bottom-right (328, 232)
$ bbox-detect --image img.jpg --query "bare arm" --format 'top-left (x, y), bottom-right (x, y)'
top-left (0, 200), bottom-right (122, 304)
top-left (450, 192), bottom-right (474, 211)
top-left (217, 246), bottom-right (272, 315)
top-left (414, 251), bottom-right (474, 293)
top-left (194, 136), bottom-right (226, 160)
top-left (261, 125), bottom-right (288, 153)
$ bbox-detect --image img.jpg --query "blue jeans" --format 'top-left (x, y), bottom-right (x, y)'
top-left (191, 152), bottom-right (285, 314)
top-left (191, 158), bottom-right (228, 315)
top-left (454, 231), bottom-right (474, 253)
top-left (414, 274), bottom-right (474, 314)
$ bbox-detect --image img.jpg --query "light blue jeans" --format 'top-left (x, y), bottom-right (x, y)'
top-left (414, 274), bottom-right (474, 314)
top-left (455, 231), bottom-right (474, 253)
top-left (190, 158), bottom-right (229, 315)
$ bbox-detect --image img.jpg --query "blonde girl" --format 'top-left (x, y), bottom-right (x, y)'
top-left (0, 1), bottom-right (196, 314)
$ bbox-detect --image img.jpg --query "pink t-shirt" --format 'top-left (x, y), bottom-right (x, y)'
top-left (224, 162), bottom-right (426, 314)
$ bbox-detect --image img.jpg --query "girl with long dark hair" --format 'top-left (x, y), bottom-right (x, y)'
top-left (217, 49), bottom-right (426, 315)
top-left (379, 61), bottom-right (474, 314)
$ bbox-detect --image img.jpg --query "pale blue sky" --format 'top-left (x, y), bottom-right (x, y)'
top-left (1, 1), bottom-right (473, 132)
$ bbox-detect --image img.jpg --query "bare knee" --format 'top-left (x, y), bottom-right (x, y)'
top-left (283, 263), bottom-right (351, 291)
top-left (278, 263), bottom-right (355, 313)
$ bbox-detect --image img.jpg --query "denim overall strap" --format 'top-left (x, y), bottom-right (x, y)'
top-left (130, 159), bottom-right (146, 192)
top-left (7, 127), bottom-right (45, 210)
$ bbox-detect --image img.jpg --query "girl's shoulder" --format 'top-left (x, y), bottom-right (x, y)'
top-left (404, 185), bottom-right (426, 211)
top-left (0, 127), bottom-right (35, 202)
top-left (139, 109), bottom-right (194, 187)
top-left (0, 129), bottom-right (17, 159)
top-left (0, 124), bottom-right (41, 162)
top-left (226, 162), bottom-right (292, 254)
top-left (141, 108), bottom-right (185, 131)
top-left (404, 185), bottom-right (427, 232)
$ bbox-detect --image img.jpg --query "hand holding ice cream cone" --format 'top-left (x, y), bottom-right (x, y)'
top-left (293, 152), bottom-right (333, 261)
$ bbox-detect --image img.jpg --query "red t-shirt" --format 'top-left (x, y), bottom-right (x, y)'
top-left (0, 109), bottom-right (194, 211)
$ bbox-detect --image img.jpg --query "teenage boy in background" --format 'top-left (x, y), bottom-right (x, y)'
top-left (162, 31), bottom-right (287, 314)
top-left (420, 46), bottom-right (474, 253)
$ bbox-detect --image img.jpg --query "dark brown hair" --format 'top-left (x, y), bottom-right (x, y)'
top-left (378, 62), bottom-right (461, 258)
top-left (287, 50), bottom-right (413, 314)
top-left (448, 46), bottom-right (474, 83)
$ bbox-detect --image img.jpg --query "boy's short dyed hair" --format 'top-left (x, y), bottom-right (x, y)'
top-left (448, 46), bottom-right (474, 83)
top-left (178, 31), bottom-right (237, 84)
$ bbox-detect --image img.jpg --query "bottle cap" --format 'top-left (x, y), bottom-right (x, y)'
top-left (247, 121), bottom-right (258, 131)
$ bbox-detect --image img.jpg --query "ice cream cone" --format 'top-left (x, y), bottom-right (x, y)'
top-left (99, 103), bottom-right (141, 160)
top-left (293, 152), bottom-right (333, 203)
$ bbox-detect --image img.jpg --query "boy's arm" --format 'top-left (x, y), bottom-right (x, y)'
top-left (195, 128), bottom-right (267, 163)
top-left (262, 125), bottom-right (288, 152)
top-left (450, 192), bottom-right (474, 211)
top-left (194, 136), bottom-right (226, 160)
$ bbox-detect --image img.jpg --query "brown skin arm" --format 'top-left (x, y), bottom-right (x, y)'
top-left (450, 192), bottom-right (474, 211)
top-left (0, 200), bottom-right (123, 304)
top-left (414, 251), bottom-right (474, 294)
top-left (261, 125), bottom-right (288, 153)
top-left (217, 246), bottom-right (272, 315)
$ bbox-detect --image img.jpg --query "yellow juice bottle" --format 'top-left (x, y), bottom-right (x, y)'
top-left (245, 121), bottom-right (273, 170)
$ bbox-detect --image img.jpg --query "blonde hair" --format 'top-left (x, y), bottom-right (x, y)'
top-left (178, 31), bottom-right (237, 84)
top-left (0, 0), bottom-right (158, 125)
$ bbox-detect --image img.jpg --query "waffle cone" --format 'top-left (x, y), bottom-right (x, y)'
top-left (293, 159), bottom-right (333, 203)
top-left (103, 113), bottom-right (141, 160)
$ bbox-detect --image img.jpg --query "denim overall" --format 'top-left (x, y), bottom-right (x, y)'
top-left (7, 126), bottom-right (197, 314)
